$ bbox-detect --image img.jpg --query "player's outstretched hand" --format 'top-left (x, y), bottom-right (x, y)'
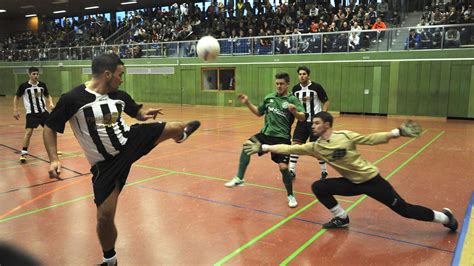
top-left (399, 120), bottom-right (422, 137)
top-left (243, 140), bottom-right (262, 155)
top-left (138, 108), bottom-right (164, 120)
top-left (237, 94), bottom-right (249, 104)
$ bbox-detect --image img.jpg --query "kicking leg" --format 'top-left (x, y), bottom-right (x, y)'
top-left (154, 120), bottom-right (200, 145)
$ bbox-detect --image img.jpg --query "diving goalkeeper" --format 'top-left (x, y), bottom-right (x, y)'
top-left (243, 111), bottom-right (458, 231)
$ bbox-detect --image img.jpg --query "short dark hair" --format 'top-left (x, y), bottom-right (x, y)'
top-left (275, 72), bottom-right (290, 84)
top-left (297, 66), bottom-right (310, 75)
top-left (314, 111), bottom-right (333, 127)
top-left (91, 54), bottom-right (124, 76)
top-left (28, 67), bottom-right (39, 74)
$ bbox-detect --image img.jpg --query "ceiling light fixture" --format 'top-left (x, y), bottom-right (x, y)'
top-left (53, 10), bottom-right (66, 14)
top-left (25, 14), bottom-right (37, 17)
top-left (0, 10), bottom-right (6, 13)
top-left (84, 6), bottom-right (99, 10)
top-left (121, 1), bottom-right (137, 5)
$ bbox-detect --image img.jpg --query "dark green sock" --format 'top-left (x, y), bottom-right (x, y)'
top-left (281, 169), bottom-right (293, 196)
top-left (236, 150), bottom-right (250, 180)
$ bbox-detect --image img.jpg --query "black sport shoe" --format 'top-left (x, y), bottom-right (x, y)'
top-left (321, 171), bottom-right (328, 180)
top-left (442, 208), bottom-right (458, 232)
top-left (322, 216), bottom-right (350, 229)
top-left (177, 120), bottom-right (201, 143)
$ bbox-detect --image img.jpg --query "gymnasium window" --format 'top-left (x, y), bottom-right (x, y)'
top-left (202, 68), bottom-right (236, 91)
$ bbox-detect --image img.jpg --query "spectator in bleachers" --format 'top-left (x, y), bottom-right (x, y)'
top-left (405, 29), bottom-right (421, 49)
top-left (445, 27), bottom-right (461, 47)
top-left (349, 32), bottom-right (361, 51)
top-left (372, 17), bottom-right (387, 42)
top-left (420, 28), bottom-right (433, 48)
top-left (460, 14), bottom-right (473, 44)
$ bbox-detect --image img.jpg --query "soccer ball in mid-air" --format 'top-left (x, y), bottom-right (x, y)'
top-left (196, 36), bottom-right (220, 62)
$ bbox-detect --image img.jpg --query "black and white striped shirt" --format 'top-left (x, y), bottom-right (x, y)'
top-left (292, 82), bottom-right (329, 122)
top-left (46, 84), bottom-right (142, 165)
top-left (16, 81), bottom-right (50, 114)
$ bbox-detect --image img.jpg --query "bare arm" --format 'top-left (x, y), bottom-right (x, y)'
top-left (48, 95), bottom-right (55, 109)
top-left (322, 100), bottom-right (330, 112)
top-left (238, 94), bottom-right (262, 117)
top-left (43, 125), bottom-right (61, 179)
top-left (13, 96), bottom-right (20, 120)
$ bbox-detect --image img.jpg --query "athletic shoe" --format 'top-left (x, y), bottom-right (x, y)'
top-left (288, 195), bottom-right (298, 208)
top-left (19, 154), bottom-right (27, 163)
top-left (322, 216), bottom-right (350, 229)
top-left (442, 208), bottom-right (458, 232)
top-left (177, 120), bottom-right (201, 143)
top-left (321, 171), bottom-right (328, 180)
top-left (289, 169), bottom-right (296, 180)
top-left (225, 177), bottom-right (244, 187)
top-left (99, 255), bottom-right (117, 266)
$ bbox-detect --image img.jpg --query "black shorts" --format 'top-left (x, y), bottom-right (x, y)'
top-left (292, 121), bottom-right (319, 143)
top-left (252, 133), bottom-right (291, 164)
top-left (90, 122), bottom-right (166, 206)
top-left (25, 112), bottom-right (49, 129)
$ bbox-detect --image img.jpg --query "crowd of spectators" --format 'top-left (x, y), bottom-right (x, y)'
top-left (405, 2), bottom-right (472, 49)
top-left (0, 0), bottom-right (472, 60)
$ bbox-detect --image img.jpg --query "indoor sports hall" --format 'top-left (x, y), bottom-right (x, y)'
top-left (0, 0), bottom-right (473, 265)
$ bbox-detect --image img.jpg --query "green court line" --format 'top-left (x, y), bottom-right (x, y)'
top-left (0, 172), bottom-right (176, 224)
top-left (134, 164), bottom-right (353, 203)
top-left (279, 130), bottom-right (444, 265)
top-left (212, 131), bottom-right (424, 265)
top-left (214, 199), bottom-right (319, 266)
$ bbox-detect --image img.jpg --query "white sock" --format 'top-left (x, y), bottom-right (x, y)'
top-left (289, 155), bottom-right (298, 172)
top-left (319, 160), bottom-right (327, 172)
top-left (330, 204), bottom-right (347, 218)
top-left (102, 255), bottom-right (117, 265)
top-left (21, 150), bottom-right (28, 155)
top-left (433, 210), bottom-right (449, 224)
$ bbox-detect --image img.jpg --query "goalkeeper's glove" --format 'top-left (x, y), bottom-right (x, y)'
top-left (243, 140), bottom-right (262, 155)
top-left (392, 120), bottom-right (422, 137)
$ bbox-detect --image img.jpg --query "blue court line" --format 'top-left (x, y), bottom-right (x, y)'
top-left (452, 192), bottom-right (474, 266)
top-left (138, 185), bottom-right (453, 254)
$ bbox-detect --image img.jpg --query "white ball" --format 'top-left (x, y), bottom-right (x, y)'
top-left (196, 36), bottom-right (220, 62)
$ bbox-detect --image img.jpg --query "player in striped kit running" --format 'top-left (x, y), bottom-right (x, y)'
top-left (13, 67), bottom-right (55, 163)
top-left (43, 54), bottom-right (200, 266)
top-left (290, 66), bottom-right (330, 180)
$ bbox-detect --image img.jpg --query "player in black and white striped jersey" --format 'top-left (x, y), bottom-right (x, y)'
top-left (13, 67), bottom-right (55, 163)
top-left (43, 54), bottom-right (200, 266)
top-left (290, 66), bottom-right (329, 180)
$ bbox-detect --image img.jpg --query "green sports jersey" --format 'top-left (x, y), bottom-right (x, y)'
top-left (257, 92), bottom-right (305, 139)
top-left (270, 130), bottom-right (391, 183)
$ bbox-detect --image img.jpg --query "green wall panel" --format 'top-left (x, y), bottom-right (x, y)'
top-left (0, 49), bottom-right (473, 118)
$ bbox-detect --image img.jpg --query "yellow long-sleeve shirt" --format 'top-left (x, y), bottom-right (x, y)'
top-left (271, 130), bottom-right (391, 184)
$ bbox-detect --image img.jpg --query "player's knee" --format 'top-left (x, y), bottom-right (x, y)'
top-left (278, 164), bottom-right (288, 171)
top-left (97, 209), bottom-right (115, 225)
top-left (390, 199), bottom-right (412, 218)
top-left (311, 180), bottom-right (325, 196)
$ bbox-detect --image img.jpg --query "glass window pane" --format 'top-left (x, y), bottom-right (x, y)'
top-left (219, 69), bottom-right (235, 90)
top-left (202, 69), bottom-right (218, 90)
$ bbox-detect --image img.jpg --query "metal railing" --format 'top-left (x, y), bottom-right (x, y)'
top-left (0, 24), bottom-right (472, 62)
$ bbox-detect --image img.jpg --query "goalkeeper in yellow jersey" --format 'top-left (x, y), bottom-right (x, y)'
top-left (243, 111), bottom-right (458, 231)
